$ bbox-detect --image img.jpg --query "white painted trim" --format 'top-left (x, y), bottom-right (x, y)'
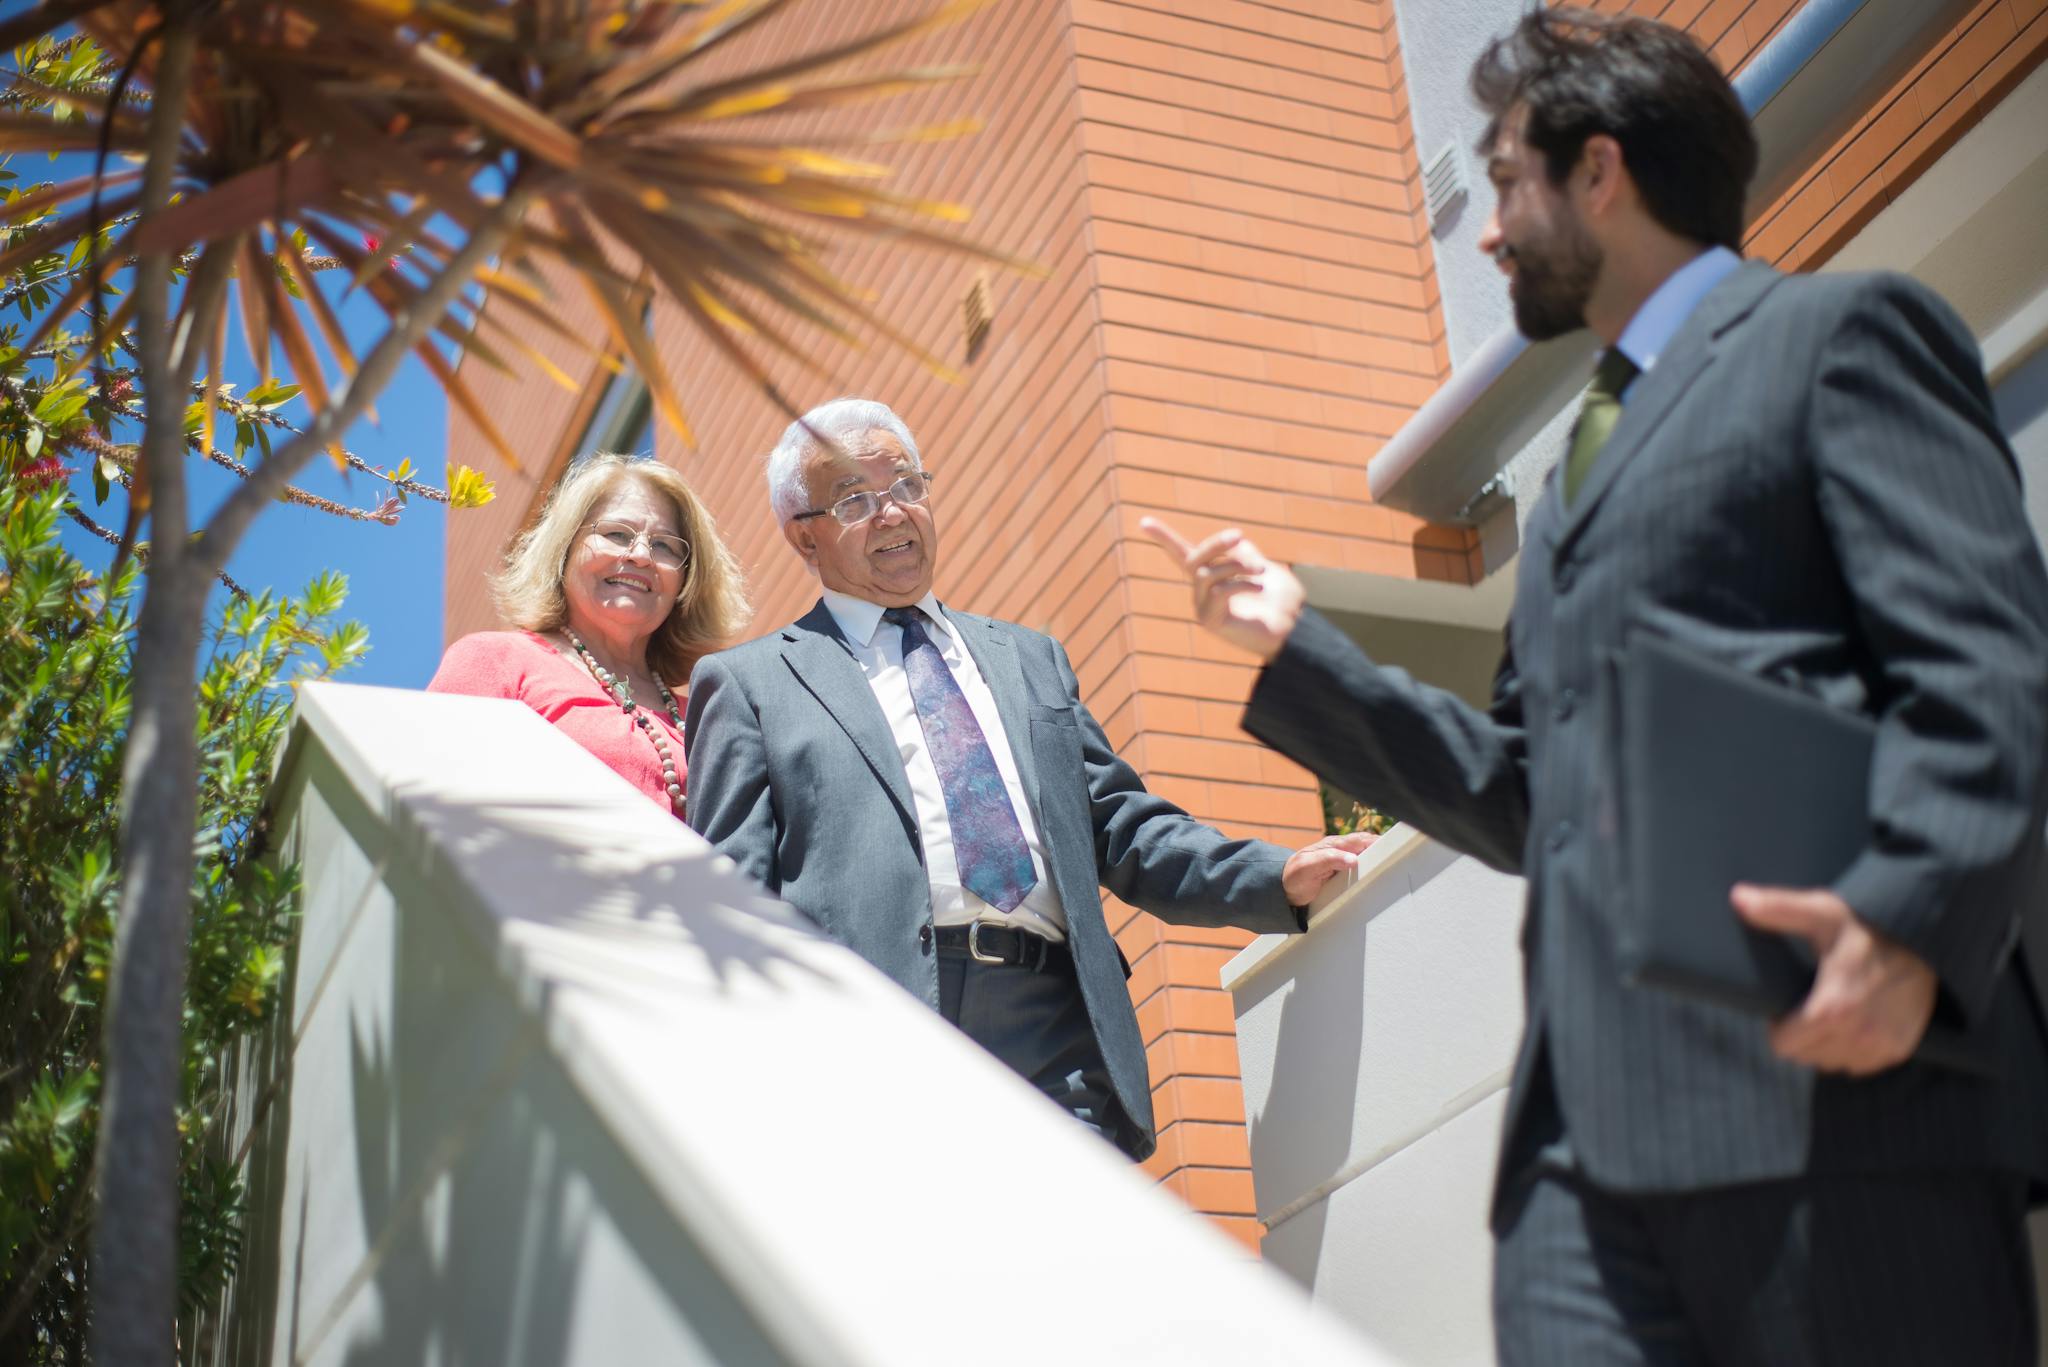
top-left (1985, 281), bottom-right (2048, 385)
top-left (1222, 823), bottom-right (1437, 991)
top-left (1297, 555), bottom-right (1519, 632)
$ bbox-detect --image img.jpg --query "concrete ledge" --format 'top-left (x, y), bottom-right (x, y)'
top-left (226, 682), bottom-right (1396, 1366)
top-left (1225, 828), bottom-right (1524, 1364)
top-left (1225, 828), bottom-right (1524, 1229)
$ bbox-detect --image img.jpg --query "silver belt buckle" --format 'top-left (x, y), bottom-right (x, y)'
top-left (967, 919), bottom-right (1007, 964)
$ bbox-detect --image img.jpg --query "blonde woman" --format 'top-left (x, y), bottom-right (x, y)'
top-left (429, 453), bottom-right (749, 817)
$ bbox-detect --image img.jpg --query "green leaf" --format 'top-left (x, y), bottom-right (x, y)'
top-left (91, 457), bottom-right (109, 504)
top-left (39, 391), bottom-right (89, 429)
top-left (31, 383), bottom-right (73, 421)
top-left (244, 379), bottom-right (304, 411)
top-left (301, 571), bottom-right (346, 619)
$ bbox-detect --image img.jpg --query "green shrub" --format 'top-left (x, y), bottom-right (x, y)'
top-left (0, 470), bottom-right (364, 1360)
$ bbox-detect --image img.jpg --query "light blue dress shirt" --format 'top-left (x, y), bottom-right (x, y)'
top-left (1612, 244), bottom-right (1743, 397)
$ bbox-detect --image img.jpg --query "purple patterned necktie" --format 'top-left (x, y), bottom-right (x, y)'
top-left (884, 606), bottom-right (1037, 912)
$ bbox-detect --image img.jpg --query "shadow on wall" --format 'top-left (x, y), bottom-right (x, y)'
top-left (214, 765), bottom-right (820, 1365)
top-left (388, 778), bottom-right (838, 1002)
top-left (1228, 836), bottom-right (1507, 1311)
top-left (1231, 881), bottom-right (1376, 1285)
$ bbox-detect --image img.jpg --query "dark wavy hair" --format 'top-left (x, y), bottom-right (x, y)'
top-left (1471, 8), bottom-right (1758, 250)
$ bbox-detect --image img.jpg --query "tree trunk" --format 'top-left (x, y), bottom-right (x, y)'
top-left (89, 13), bottom-right (201, 1363)
top-left (75, 15), bottom-right (528, 1338)
top-left (89, 552), bottom-right (209, 1366)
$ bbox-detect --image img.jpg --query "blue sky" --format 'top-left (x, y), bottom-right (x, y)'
top-left (55, 292), bottom-right (454, 691)
top-left (9, 39), bottom-right (465, 690)
top-left (47, 235), bottom-right (458, 692)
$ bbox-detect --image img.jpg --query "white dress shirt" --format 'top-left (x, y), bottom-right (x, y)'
top-left (1613, 244), bottom-right (1743, 388)
top-left (820, 588), bottom-right (1069, 941)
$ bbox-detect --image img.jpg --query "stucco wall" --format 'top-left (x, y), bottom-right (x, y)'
top-left (1385, 0), bottom-right (1526, 370)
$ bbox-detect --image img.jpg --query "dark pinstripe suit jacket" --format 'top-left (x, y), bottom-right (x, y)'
top-left (685, 601), bottom-right (1301, 1160)
top-left (1245, 262), bottom-right (2048, 1200)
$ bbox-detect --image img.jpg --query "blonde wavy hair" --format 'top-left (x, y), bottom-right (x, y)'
top-left (493, 453), bottom-right (750, 685)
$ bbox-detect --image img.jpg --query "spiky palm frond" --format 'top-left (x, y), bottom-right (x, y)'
top-left (3, 0), bottom-right (1021, 468)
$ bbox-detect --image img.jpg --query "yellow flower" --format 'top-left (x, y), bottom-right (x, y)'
top-left (446, 463), bottom-right (497, 510)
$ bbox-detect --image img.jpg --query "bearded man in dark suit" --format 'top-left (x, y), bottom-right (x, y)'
top-left (1149, 10), bottom-right (2048, 1365)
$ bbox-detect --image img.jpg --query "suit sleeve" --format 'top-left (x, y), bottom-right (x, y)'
top-left (682, 653), bottom-right (781, 891)
top-left (1243, 607), bottom-right (1531, 874)
top-left (1048, 640), bottom-right (1300, 935)
top-left (1810, 275), bottom-right (2048, 1022)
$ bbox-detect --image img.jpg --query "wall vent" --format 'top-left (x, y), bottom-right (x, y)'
top-left (1422, 144), bottom-right (1469, 235)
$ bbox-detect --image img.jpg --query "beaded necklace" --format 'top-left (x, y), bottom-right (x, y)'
top-left (565, 628), bottom-right (685, 816)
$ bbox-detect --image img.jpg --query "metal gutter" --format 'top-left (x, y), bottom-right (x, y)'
top-left (1368, 0), bottom-right (1981, 523)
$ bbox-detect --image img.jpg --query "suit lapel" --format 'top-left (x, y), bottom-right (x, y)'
top-left (1553, 262), bottom-right (1783, 567)
top-left (779, 600), bottom-right (917, 824)
top-left (945, 606), bottom-right (1044, 817)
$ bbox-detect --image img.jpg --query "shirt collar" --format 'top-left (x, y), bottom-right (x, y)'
top-left (820, 587), bottom-right (948, 649)
top-left (1613, 245), bottom-right (1742, 377)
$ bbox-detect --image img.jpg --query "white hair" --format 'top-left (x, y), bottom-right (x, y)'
top-left (765, 397), bottom-right (923, 526)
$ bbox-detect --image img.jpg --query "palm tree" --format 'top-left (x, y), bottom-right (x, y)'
top-left (0, 1), bottom-right (1017, 1359)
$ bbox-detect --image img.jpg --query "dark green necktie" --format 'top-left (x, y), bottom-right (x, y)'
top-left (1563, 348), bottom-right (1640, 505)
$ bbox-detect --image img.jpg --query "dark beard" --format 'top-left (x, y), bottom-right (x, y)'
top-left (1508, 225), bottom-right (1601, 341)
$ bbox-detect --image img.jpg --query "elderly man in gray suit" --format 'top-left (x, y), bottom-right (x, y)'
top-left (1149, 9), bottom-right (2048, 1367)
top-left (683, 396), bottom-right (1370, 1161)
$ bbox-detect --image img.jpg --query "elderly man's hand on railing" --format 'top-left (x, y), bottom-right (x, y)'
top-left (1281, 830), bottom-right (1380, 908)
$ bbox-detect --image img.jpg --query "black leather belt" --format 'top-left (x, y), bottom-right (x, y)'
top-left (932, 922), bottom-right (1068, 973)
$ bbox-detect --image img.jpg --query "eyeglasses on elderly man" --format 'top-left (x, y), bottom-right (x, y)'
top-left (791, 470), bottom-right (933, 527)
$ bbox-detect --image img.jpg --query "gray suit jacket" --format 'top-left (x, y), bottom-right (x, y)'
top-left (684, 600), bottom-right (1301, 1158)
top-left (1245, 263), bottom-right (2048, 1201)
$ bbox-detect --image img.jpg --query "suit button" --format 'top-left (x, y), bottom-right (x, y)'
top-left (1555, 562), bottom-right (1577, 594)
top-left (918, 924), bottom-right (933, 953)
top-left (1553, 689), bottom-right (1576, 723)
top-left (1547, 820), bottom-right (1573, 853)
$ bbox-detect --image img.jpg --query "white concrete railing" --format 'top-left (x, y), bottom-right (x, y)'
top-left (197, 682), bottom-right (1393, 1366)
top-left (1226, 826), bottom-right (2048, 1367)
top-left (1224, 827), bottom-right (1523, 1367)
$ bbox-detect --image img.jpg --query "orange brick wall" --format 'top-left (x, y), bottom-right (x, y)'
top-left (446, 0), bottom-right (2041, 1258)
top-left (1064, 0), bottom-right (1461, 1252)
top-left (446, 0), bottom-right (1442, 1256)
